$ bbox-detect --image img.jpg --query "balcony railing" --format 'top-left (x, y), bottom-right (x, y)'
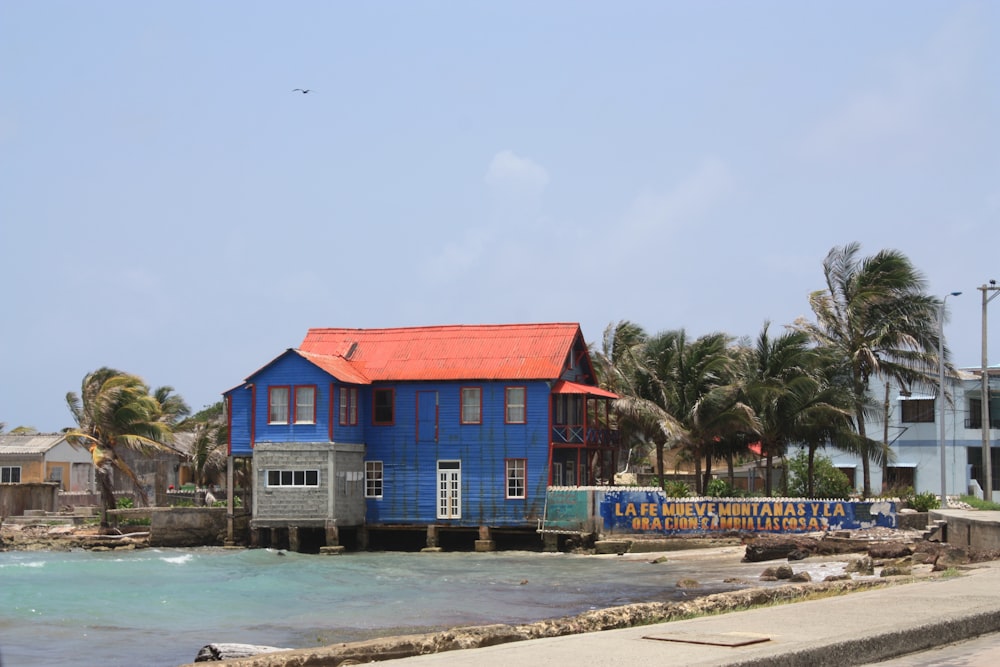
top-left (552, 425), bottom-right (620, 446)
top-left (965, 418), bottom-right (1000, 429)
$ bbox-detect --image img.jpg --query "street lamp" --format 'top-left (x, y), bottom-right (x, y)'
top-left (980, 282), bottom-right (1000, 502)
top-left (939, 291), bottom-right (961, 507)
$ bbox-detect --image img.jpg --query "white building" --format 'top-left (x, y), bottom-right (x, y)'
top-left (825, 366), bottom-right (1000, 498)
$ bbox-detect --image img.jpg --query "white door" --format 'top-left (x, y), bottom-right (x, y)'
top-left (437, 460), bottom-right (461, 519)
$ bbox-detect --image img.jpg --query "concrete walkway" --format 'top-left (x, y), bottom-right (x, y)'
top-left (385, 560), bottom-right (1000, 666)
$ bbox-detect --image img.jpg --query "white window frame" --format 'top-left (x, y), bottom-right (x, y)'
top-left (266, 469), bottom-right (320, 487)
top-left (437, 460), bottom-right (461, 519)
top-left (268, 386), bottom-right (289, 424)
top-left (505, 386), bottom-right (526, 424)
top-left (1, 466), bottom-right (22, 483)
top-left (460, 387), bottom-right (482, 425)
top-left (365, 461), bottom-right (383, 498)
top-left (294, 385), bottom-right (316, 424)
top-left (506, 459), bottom-right (526, 499)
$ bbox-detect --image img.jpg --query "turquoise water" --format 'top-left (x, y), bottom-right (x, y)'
top-left (0, 547), bottom-right (772, 667)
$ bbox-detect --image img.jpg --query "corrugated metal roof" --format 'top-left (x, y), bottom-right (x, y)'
top-left (0, 434), bottom-right (69, 456)
top-left (300, 323), bottom-right (584, 381)
top-left (551, 380), bottom-right (619, 399)
top-left (296, 350), bottom-right (372, 385)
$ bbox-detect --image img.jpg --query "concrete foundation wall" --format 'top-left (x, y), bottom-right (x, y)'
top-left (930, 509), bottom-right (1000, 552)
top-left (0, 483), bottom-right (59, 517)
top-left (148, 507), bottom-right (226, 547)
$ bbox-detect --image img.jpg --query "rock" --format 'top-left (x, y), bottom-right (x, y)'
top-left (846, 556), bottom-right (874, 575)
top-left (676, 578), bottom-right (700, 589)
top-left (789, 571), bottom-right (812, 583)
top-left (195, 643), bottom-right (292, 662)
top-left (650, 556), bottom-right (669, 564)
top-left (880, 565), bottom-right (912, 577)
top-left (759, 567), bottom-right (778, 580)
top-left (787, 549), bottom-right (809, 561)
top-left (824, 574), bottom-right (852, 582)
top-left (774, 565), bottom-right (794, 580)
top-left (869, 543), bottom-right (913, 559)
top-left (932, 546), bottom-right (971, 571)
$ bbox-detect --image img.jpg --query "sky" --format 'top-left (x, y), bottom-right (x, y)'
top-left (2, 2), bottom-right (998, 433)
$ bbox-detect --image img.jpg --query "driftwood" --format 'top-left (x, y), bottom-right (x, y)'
top-left (195, 644), bottom-right (292, 662)
top-left (743, 535), bottom-right (911, 563)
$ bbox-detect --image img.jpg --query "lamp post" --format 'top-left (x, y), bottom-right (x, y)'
top-left (939, 292), bottom-right (961, 506)
top-left (980, 282), bottom-right (1000, 502)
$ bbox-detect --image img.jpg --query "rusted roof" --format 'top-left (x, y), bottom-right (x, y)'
top-left (300, 323), bottom-right (585, 381)
top-left (551, 379), bottom-right (618, 399)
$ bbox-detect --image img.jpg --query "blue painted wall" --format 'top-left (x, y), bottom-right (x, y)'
top-left (224, 352), bottom-right (552, 528)
top-left (364, 380), bottom-right (550, 527)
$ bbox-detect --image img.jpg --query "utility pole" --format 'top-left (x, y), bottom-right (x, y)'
top-left (980, 282), bottom-right (1000, 502)
top-left (939, 292), bottom-right (960, 506)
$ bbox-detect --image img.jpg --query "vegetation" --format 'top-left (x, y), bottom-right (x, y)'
top-left (177, 401), bottom-right (229, 488)
top-left (792, 243), bottom-right (943, 497)
top-left (908, 491), bottom-right (940, 512)
top-left (65, 367), bottom-right (189, 532)
top-left (961, 495), bottom-right (1000, 511)
top-left (786, 449), bottom-right (853, 499)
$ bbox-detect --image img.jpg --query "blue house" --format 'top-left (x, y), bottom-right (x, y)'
top-left (224, 323), bottom-right (618, 551)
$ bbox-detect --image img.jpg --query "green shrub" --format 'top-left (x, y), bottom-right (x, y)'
top-left (116, 497), bottom-right (134, 509)
top-left (706, 478), bottom-right (741, 498)
top-left (662, 480), bottom-right (691, 498)
top-left (909, 491), bottom-right (940, 512)
top-left (786, 450), bottom-right (853, 499)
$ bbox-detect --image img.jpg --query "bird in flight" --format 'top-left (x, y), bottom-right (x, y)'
top-left (292, 88), bottom-right (312, 94)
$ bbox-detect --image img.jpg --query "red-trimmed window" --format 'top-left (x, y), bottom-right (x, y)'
top-left (339, 386), bottom-right (358, 426)
top-left (506, 459), bottom-right (526, 498)
top-left (268, 386), bottom-right (290, 424)
top-left (373, 388), bottom-right (395, 425)
top-left (294, 385), bottom-right (316, 424)
top-left (460, 387), bottom-right (482, 424)
top-left (505, 386), bottom-right (526, 424)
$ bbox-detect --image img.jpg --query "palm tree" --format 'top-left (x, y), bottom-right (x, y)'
top-left (613, 329), bottom-right (752, 494)
top-left (177, 402), bottom-right (228, 488)
top-left (794, 243), bottom-right (941, 497)
top-left (65, 368), bottom-right (179, 530)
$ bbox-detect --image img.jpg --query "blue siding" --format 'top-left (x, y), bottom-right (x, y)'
top-left (251, 354), bottom-right (333, 444)
top-left (227, 385), bottom-right (253, 456)
top-left (226, 351), bottom-right (557, 528)
top-left (365, 380), bottom-right (550, 528)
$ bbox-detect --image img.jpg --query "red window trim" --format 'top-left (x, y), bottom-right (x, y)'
top-left (293, 385), bottom-right (318, 424)
top-left (505, 386), bottom-right (527, 424)
top-left (340, 386), bottom-right (359, 426)
top-left (373, 387), bottom-right (395, 426)
top-left (460, 386), bottom-right (482, 425)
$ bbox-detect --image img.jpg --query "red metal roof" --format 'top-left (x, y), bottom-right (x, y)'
top-left (551, 379), bottom-right (618, 399)
top-left (300, 323), bottom-right (585, 381)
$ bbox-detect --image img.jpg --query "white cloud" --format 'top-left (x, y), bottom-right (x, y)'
top-left (484, 150), bottom-right (550, 200)
top-left (621, 157), bottom-right (733, 235)
top-left (801, 11), bottom-right (980, 162)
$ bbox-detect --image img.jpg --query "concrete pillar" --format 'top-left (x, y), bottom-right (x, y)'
top-left (225, 456), bottom-right (235, 546)
top-left (288, 526), bottom-right (300, 553)
top-left (250, 527), bottom-right (262, 549)
top-left (325, 521), bottom-right (340, 547)
top-left (426, 525), bottom-right (439, 548)
top-left (357, 526), bottom-right (369, 551)
top-left (475, 525), bottom-right (496, 552)
top-left (542, 533), bottom-right (560, 552)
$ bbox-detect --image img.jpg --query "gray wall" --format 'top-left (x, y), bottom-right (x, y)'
top-left (252, 441), bottom-right (365, 527)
